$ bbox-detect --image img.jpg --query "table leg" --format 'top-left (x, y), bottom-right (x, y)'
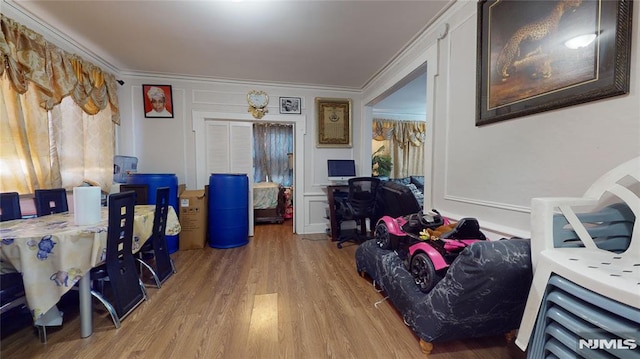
top-left (79, 274), bottom-right (93, 338)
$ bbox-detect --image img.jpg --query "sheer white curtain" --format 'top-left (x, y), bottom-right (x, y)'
top-left (49, 97), bottom-right (114, 192)
top-left (0, 14), bottom-right (118, 194)
top-left (253, 123), bottom-right (293, 186)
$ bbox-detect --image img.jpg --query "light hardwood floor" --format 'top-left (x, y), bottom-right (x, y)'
top-left (1, 221), bottom-right (526, 358)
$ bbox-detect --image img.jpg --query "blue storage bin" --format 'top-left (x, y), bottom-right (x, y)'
top-left (126, 173), bottom-right (179, 253)
top-left (208, 174), bottom-right (249, 248)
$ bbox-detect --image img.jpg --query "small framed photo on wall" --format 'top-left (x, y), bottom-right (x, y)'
top-left (143, 84), bottom-right (174, 118)
top-left (279, 97), bottom-right (302, 114)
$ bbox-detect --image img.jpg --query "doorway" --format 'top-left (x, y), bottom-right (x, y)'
top-left (252, 122), bottom-right (294, 229)
top-left (371, 70), bottom-right (427, 179)
top-left (364, 55), bottom-right (438, 209)
top-left (192, 111), bottom-right (305, 235)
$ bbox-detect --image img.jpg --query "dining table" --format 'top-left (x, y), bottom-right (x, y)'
top-left (0, 205), bottom-right (181, 338)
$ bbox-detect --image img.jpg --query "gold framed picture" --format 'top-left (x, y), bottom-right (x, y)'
top-left (476, 0), bottom-right (632, 126)
top-left (315, 97), bottom-right (352, 148)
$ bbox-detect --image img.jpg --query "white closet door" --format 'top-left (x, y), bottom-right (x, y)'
top-left (205, 120), bottom-right (254, 236)
top-left (206, 122), bottom-right (230, 173)
top-left (229, 123), bottom-right (253, 177)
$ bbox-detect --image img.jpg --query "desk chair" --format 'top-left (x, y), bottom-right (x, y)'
top-left (89, 191), bottom-right (147, 329)
top-left (34, 188), bottom-right (68, 216)
top-left (0, 192), bottom-right (22, 221)
top-left (119, 184), bottom-right (149, 205)
top-left (136, 187), bottom-right (176, 288)
top-left (335, 177), bottom-right (381, 249)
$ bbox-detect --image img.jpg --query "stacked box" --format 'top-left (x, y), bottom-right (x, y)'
top-left (178, 189), bottom-right (207, 250)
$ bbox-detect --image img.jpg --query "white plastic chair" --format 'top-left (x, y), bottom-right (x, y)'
top-left (516, 156), bottom-right (640, 351)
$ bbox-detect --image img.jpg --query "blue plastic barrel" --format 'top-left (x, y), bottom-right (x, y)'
top-left (126, 173), bottom-right (179, 253)
top-left (208, 173), bottom-right (249, 248)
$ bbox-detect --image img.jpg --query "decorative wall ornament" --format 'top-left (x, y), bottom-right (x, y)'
top-left (247, 90), bottom-right (269, 119)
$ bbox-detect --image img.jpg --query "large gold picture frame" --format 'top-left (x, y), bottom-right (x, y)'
top-left (476, 0), bottom-right (632, 126)
top-left (316, 97), bottom-right (352, 148)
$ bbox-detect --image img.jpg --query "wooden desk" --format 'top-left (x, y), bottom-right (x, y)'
top-left (326, 185), bottom-right (348, 241)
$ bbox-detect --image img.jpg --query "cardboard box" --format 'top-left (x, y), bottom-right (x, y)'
top-left (178, 189), bottom-right (207, 250)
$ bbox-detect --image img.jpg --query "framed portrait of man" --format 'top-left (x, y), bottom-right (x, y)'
top-left (279, 97), bottom-right (302, 114)
top-left (143, 84), bottom-right (174, 118)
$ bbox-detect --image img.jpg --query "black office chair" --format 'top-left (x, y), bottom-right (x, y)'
top-left (34, 188), bottom-right (69, 216)
top-left (0, 192), bottom-right (22, 221)
top-left (119, 184), bottom-right (149, 205)
top-left (89, 191), bottom-right (147, 329)
top-left (136, 187), bottom-right (176, 288)
top-left (335, 177), bottom-right (381, 249)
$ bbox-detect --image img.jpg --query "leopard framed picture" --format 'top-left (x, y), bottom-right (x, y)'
top-left (476, 0), bottom-right (632, 126)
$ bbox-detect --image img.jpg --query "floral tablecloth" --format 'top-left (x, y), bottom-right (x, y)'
top-left (0, 205), bottom-right (180, 319)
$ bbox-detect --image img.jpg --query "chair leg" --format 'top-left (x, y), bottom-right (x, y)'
top-left (33, 305), bottom-right (63, 343)
top-left (139, 278), bottom-right (148, 300)
top-left (359, 218), bottom-right (368, 236)
top-left (37, 325), bottom-right (47, 343)
top-left (337, 217), bottom-right (372, 248)
top-left (90, 289), bottom-right (121, 329)
top-left (136, 257), bottom-right (162, 288)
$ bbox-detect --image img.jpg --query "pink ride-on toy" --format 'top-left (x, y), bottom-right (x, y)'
top-left (374, 209), bottom-right (448, 251)
top-left (408, 218), bottom-right (487, 293)
top-left (374, 212), bottom-right (487, 293)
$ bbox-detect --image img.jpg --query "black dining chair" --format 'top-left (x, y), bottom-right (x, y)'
top-left (89, 191), bottom-right (147, 329)
top-left (136, 187), bottom-right (176, 288)
top-left (0, 272), bottom-right (53, 343)
top-left (0, 192), bottom-right (22, 221)
top-left (0, 272), bottom-right (32, 338)
top-left (0, 272), bottom-right (27, 317)
top-left (119, 184), bottom-right (149, 205)
top-left (34, 188), bottom-right (69, 216)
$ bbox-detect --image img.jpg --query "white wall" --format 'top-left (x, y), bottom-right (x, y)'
top-left (365, 1), bottom-right (640, 239)
top-left (115, 77), bottom-right (363, 234)
top-left (7, 1), bottom-right (639, 238)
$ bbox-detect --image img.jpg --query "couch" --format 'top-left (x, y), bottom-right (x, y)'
top-left (355, 237), bottom-right (532, 354)
top-left (376, 175), bottom-right (424, 206)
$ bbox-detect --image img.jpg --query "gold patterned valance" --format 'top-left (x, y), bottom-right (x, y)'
top-left (372, 119), bottom-right (426, 147)
top-left (0, 15), bottom-right (120, 124)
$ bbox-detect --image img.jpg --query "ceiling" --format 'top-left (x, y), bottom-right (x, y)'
top-left (5, 0), bottom-right (452, 115)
